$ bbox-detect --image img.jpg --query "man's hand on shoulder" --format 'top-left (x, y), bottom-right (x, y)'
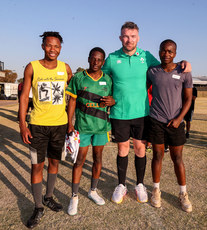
top-left (181, 60), bottom-right (192, 72)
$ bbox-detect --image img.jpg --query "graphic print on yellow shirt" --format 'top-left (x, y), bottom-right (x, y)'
top-left (38, 81), bottom-right (65, 104)
top-left (30, 60), bottom-right (68, 126)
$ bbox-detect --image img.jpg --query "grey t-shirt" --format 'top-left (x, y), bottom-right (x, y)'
top-left (147, 64), bottom-right (193, 123)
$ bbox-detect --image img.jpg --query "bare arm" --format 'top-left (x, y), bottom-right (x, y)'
top-left (181, 61), bottom-right (192, 72)
top-left (19, 63), bottom-right (33, 144)
top-left (167, 88), bottom-right (192, 128)
top-left (67, 96), bottom-right (76, 133)
top-left (65, 63), bottom-right (73, 84)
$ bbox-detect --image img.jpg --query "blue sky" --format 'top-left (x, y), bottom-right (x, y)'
top-left (1, 0), bottom-right (206, 79)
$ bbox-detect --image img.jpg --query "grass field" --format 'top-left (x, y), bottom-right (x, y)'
top-left (0, 98), bottom-right (206, 230)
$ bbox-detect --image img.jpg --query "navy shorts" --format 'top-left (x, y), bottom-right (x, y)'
top-left (29, 124), bottom-right (67, 164)
top-left (148, 117), bottom-right (186, 146)
top-left (110, 117), bottom-right (148, 142)
top-left (184, 110), bottom-right (194, 122)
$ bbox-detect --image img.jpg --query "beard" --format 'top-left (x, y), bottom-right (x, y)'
top-left (122, 43), bottom-right (137, 53)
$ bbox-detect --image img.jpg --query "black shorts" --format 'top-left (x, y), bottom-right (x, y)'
top-left (111, 117), bottom-right (148, 142)
top-left (184, 110), bottom-right (194, 122)
top-left (148, 117), bottom-right (186, 146)
top-left (29, 124), bottom-right (67, 164)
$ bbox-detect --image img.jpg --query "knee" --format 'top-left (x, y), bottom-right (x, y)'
top-left (134, 142), bottom-right (146, 157)
top-left (172, 155), bottom-right (183, 165)
top-left (118, 146), bottom-right (129, 157)
top-left (94, 154), bottom-right (102, 165)
top-left (75, 155), bottom-right (85, 168)
top-left (32, 163), bottom-right (44, 174)
top-left (135, 149), bottom-right (145, 158)
top-left (153, 151), bottom-right (163, 162)
top-left (49, 159), bottom-right (59, 168)
top-left (118, 142), bottom-right (129, 157)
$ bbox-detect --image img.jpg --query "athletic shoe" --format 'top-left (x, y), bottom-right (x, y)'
top-left (179, 192), bottom-right (192, 213)
top-left (151, 188), bottom-right (161, 208)
top-left (68, 196), bottom-right (78, 216)
top-left (111, 184), bottom-right (127, 204)
top-left (43, 196), bottom-right (63, 212)
top-left (186, 132), bottom-right (190, 138)
top-left (88, 189), bottom-right (105, 205)
top-left (164, 147), bottom-right (169, 152)
top-left (26, 207), bottom-right (44, 229)
top-left (135, 183), bottom-right (148, 203)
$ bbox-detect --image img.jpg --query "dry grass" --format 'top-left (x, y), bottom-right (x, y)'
top-left (0, 98), bottom-right (206, 230)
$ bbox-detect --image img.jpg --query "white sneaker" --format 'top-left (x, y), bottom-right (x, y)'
top-left (88, 189), bottom-right (105, 205)
top-left (135, 183), bottom-right (148, 203)
top-left (111, 184), bottom-right (127, 204)
top-left (68, 196), bottom-right (78, 216)
top-left (151, 188), bottom-right (161, 208)
top-left (179, 192), bottom-right (192, 213)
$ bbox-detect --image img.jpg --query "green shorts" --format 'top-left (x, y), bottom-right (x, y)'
top-left (80, 132), bottom-right (110, 147)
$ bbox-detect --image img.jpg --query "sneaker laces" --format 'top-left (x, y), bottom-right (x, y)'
top-left (69, 196), bottom-right (78, 207)
top-left (180, 193), bottom-right (190, 203)
top-left (90, 190), bottom-right (102, 200)
top-left (136, 184), bottom-right (146, 192)
top-left (114, 184), bottom-right (126, 195)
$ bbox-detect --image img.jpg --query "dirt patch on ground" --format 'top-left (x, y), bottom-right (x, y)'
top-left (0, 98), bottom-right (207, 230)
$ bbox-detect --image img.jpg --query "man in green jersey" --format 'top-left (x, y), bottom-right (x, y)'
top-left (66, 47), bottom-right (115, 216)
top-left (102, 21), bottom-right (191, 204)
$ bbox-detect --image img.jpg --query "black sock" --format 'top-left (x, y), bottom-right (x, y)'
top-left (135, 155), bottom-right (146, 185)
top-left (32, 182), bottom-right (43, 208)
top-left (45, 173), bottom-right (57, 198)
top-left (72, 183), bottom-right (80, 196)
top-left (91, 178), bottom-right (99, 190)
top-left (117, 155), bottom-right (128, 186)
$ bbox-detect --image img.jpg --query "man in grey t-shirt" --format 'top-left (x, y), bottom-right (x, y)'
top-left (147, 39), bottom-right (193, 213)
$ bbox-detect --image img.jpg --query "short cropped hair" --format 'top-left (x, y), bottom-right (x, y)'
top-left (160, 39), bottom-right (177, 50)
top-left (40, 31), bottom-right (63, 44)
top-left (121, 21), bottom-right (139, 32)
top-left (89, 47), bottom-right (106, 59)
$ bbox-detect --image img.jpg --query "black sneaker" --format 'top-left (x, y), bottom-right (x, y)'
top-left (43, 196), bottom-right (63, 212)
top-left (186, 132), bottom-right (190, 138)
top-left (26, 207), bottom-right (44, 229)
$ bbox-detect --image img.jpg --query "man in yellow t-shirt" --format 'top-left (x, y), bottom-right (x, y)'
top-left (19, 31), bottom-right (72, 228)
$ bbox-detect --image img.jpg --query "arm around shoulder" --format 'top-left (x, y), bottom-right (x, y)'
top-left (180, 60), bottom-right (192, 72)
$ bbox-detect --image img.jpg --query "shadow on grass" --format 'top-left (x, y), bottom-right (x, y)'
top-left (0, 123), bottom-right (122, 221)
top-left (193, 113), bottom-right (207, 121)
top-left (0, 105), bottom-right (19, 122)
top-left (0, 120), bottom-right (193, 225)
top-left (0, 107), bottom-right (18, 117)
top-left (185, 130), bottom-right (207, 149)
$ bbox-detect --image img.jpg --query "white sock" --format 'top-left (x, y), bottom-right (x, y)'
top-left (153, 182), bottom-right (160, 189)
top-left (180, 185), bottom-right (186, 193)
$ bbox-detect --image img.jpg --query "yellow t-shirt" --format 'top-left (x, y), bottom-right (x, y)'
top-left (30, 60), bottom-right (68, 126)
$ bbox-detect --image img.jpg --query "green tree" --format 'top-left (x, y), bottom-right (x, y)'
top-left (0, 70), bottom-right (17, 83)
top-left (17, 78), bottom-right (23, 83)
